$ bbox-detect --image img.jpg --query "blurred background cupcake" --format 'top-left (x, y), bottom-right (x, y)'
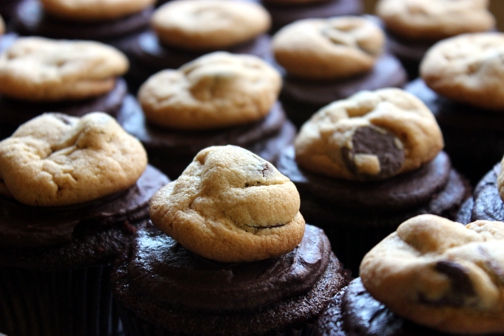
top-left (272, 16), bottom-right (406, 128)
top-left (117, 52), bottom-right (296, 179)
top-left (0, 37), bottom-right (131, 140)
top-left (406, 32), bottom-right (504, 185)
top-left (112, 145), bottom-right (351, 336)
top-left (0, 112), bottom-right (169, 336)
top-left (122, 0), bottom-right (273, 92)
top-left (277, 88), bottom-right (470, 275)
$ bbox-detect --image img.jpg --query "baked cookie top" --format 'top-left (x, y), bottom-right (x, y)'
top-left (360, 214), bottom-right (504, 335)
top-left (138, 52), bottom-right (281, 131)
top-left (376, 0), bottom-right (495, 41)
top-left (151, 0), bottom-right (270, 51)
top-left (0, 113), bottom-right (147, 207)
top-left (272, 16), bottom-right (384, 80)
top-left (40, 0), bottom-right (155, 22)
top-left (0, 37), bottom-right (129, 102)
top-left (150, 145), bottom-right (305, 263)
top-left (421, 33), bottom-right (504, 111)
top-left (295, 88), bottom-right (443, 181)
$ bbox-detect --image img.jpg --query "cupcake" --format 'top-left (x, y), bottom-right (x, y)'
top-left (123, 0), bottom-right (273, 91)
top-left (314, 214), bottom-right (504, 335)
top-left (272, 16), bottom-right (407, 127)
top-left (277, 88), bottom-right (470, 275)
top-left (260, 0), bottom-right (364, 33)
top-left (376, 0), bottom-right (495, 79)
top-left (117, 51), bottom-right (296, 179)
top-left (112, 145), bottom-right (350, 336)
top-left (0, 37), bottom-right (131, 140)
top-left (457, 157), bottom-right (504, 225)
top-left (0, 112), bottom-right (169, 336)
top-left (12, 0), bottom-right (155, 50)
top-left (406, 32), bottom-right (504, 184)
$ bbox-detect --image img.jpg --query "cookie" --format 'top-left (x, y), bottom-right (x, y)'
top-left (273, 16), bottom-right (384, 79)
top-left (138, 52), bottom-right (281, 130)
top-left (295, 88), bottom-right (443, 181)
top-left (421, 33), bottom-right (504, 111)
top-left (0, 112), bottom-right (147, 207)
top-left (149, 145), bottom-right (305, 263)
top-left (40, 0), bottom-right (155, 21)
top-left (152, 0), bottom-right (270, 51)
top-left (0, 37), bottom-right (129, 101)
top-left (376, 0), bottom-right (495, 41)
top-left (360, 214), bottom-right (504, 334)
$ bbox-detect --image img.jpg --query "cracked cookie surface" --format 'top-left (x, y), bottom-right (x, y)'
top-left (138, 52), bottom-right (281, 131)
top-left (360, 214), bottom-right (504, 334)
top-left (421, 33), bottom-right (504, 111)
top-left (377, 0), bottom-right (494, 41)
top-left (295, 88), bottom-right (443, 181)
top-left (0, 37), bottom-right (129, 102)
top-left (272, 16), bottom-right (384, 80)
top-left (149, 145), bottom-right (305, 263)
top-left (0, 112), bottom-right (147, 207)
top-left (152, 0), bottom-right (270, 51)
top-left (40, 0), bottom-right (154, 21)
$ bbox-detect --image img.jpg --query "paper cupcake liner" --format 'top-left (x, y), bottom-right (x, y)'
top-left (0, 264), bottom-right (122, 336)
top-left (118, 302), bottom-right (314, 336)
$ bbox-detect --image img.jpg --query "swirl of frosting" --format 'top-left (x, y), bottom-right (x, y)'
top-left (138, 52), bottom-right (281, 131)
top-left (295, 88), bottom-right (443, 181)
top-left (360, 214), bottom-right (504, 334)
top-left (150, 145), bottom-right (305, 262)
top-left (421, 33), bottom-right (504, 110)
top-left (0, 112), bottom-right (147, 207)
top-left (272, 16), bottom-right (384, 80)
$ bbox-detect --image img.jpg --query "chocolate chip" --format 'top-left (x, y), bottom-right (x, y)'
top-left (341, 126), bottom-right (404, 180)
top-left (418, 260), bottom-right (476, 307)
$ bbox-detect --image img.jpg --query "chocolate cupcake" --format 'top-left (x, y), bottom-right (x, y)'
top-left (12, 0), bottom-right (154, 51)
top-left (122, 0), bottom-right (273, 92)
top-left (277, 88), bottom-right (470, 275)
top-left (314, 214), bottom-right (504, 336)
top-left (117, 51), bottom-right (296, 179)
top-left (272, 16), bottom-right (407, 127)
top-left (376, 0), bottom-right (495, 79)
top-left (112, 145), bottom-right (350, 336)
top-left (406, 32), bottom-right (504, 184)
top-left (0, 37), bottom-right (132, 140)
top-left (0, 112), bottom-right (169, 336)
top-left (260, 0), bottom-right (364, 33)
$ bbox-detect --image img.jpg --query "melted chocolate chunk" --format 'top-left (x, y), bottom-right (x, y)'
top-left (341, 126), bottom-right (404, 180)
top-left (419, 261), bottom-right (475, 307)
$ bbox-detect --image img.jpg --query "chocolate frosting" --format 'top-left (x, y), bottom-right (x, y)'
top-left (261, 0), bottom-right (364, 33)
top-left (0, 77), bottom-right (128, 139)
top-left (13, 0), bottom-right (153, 41)
top-left (0, 165), bottom-right (168, 250)
top-left (127, 224), bottom-right (331, 312)
top-left (314, 278), bottom-right (504, 336)
top-left (277, 147), bottom-right (451, 212)
top-left (124, 31), bottom-right (274, 88)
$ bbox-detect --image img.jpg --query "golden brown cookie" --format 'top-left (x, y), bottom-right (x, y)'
top-left (376, 0), bottom-right (495, 41)
top-left (295, 88), bottom-right (443, 181)
top-left (40, 0), bottom-right (155, 22)
top-left (0, 113), bottom-right (147, 207)
top-left (151, 0), bottom-right (270, 51)
top-left (420, 33), bottom-right (504, 111)
top-left (272, 16), bottom-right (384, 80)
top-left (138, 52), bottom-right (281, 131)
top-left (150, 145), bottom-right (305, 263)
top-left (360, 214), bottom-right (504, 335)
top-left (0, 37), bottom-right (129, 102)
